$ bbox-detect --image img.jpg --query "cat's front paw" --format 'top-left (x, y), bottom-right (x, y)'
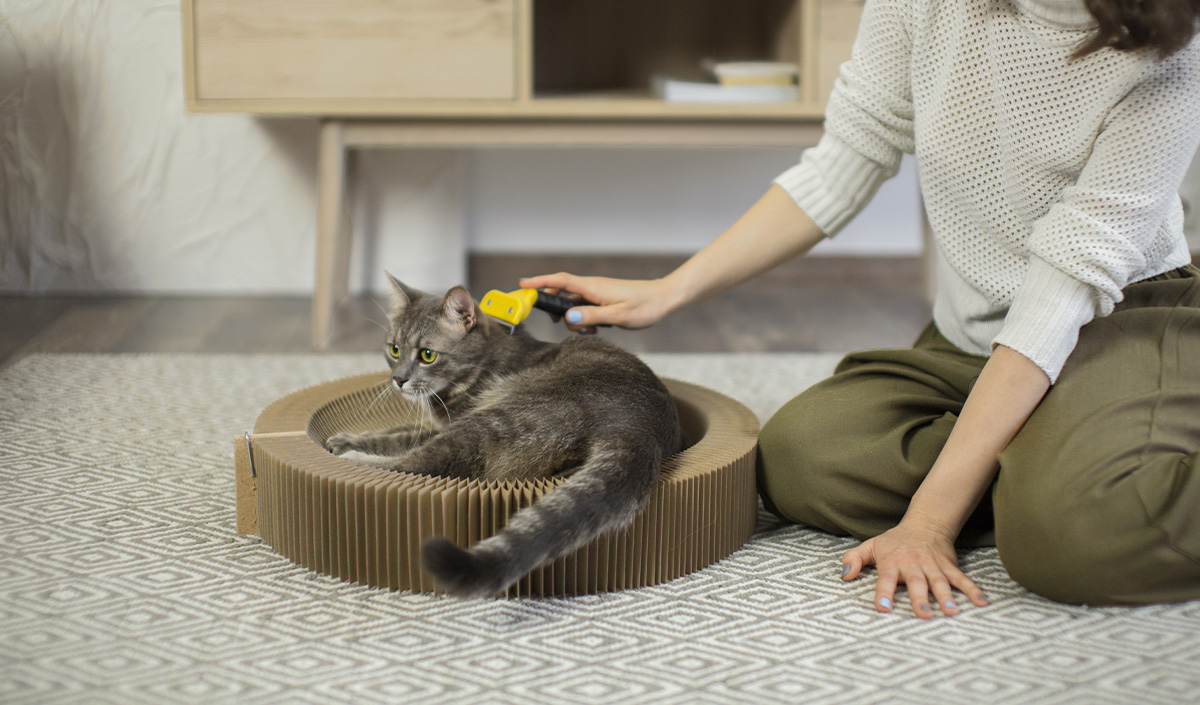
top-left (325, 432), bottom-right (361, 455)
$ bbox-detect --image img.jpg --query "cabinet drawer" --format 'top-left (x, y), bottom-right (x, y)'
top-left (190, 0), bottom-right (516, 102)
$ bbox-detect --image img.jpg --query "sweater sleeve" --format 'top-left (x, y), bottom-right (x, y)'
top-left (993, 42), bottom-right (1200, 382)
top-left (774, 0), bottom-right (916, 236)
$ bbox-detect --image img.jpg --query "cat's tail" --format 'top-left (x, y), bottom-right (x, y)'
top-left (421, 437), bottom-right (663, 598)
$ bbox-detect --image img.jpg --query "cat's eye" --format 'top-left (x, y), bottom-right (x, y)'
top-left (419, 348), bottom-right (438, 364)
top-left (387, 344), bottom-right (401, 360)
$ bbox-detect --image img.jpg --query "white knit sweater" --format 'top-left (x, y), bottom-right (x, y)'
top-left (776, 0), bottom-right (1200, 381)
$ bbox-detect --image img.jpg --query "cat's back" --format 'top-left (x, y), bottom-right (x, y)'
top-left (506, 336), bottom-right (681, 453)
top-left (536, 336), bottom-right (666, 399)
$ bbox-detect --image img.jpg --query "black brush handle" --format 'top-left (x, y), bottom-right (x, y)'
top-left (533, 291), bottom-right (612, 327)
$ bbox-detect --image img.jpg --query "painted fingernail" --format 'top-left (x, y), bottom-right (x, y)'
top-left (841, 564), bottom-right (851, 578)
top-left (919, 603), bottom-right (931, 612)
top-left (944, 600), bottom-right (958, 610)
top-left (879, 597), bottom-right (892, 610)
top-left (978, 593), bottom-right (989, 603)
top-left (566, 310), bottom-right (582, 324)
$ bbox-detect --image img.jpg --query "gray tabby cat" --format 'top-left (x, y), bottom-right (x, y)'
top-left (325, 276), bottom-right (682, 597)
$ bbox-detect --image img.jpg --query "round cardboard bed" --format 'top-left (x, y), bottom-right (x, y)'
top-left (233, 373), bottom-right (761, 597)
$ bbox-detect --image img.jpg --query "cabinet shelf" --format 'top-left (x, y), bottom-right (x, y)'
top-left (526, 90), bottom-right (823, 120)
top-left (183, 0), bottom-right (860, 121)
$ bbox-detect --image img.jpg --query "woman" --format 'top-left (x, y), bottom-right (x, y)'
top-left (522, 0), bottom-right (1200, 617)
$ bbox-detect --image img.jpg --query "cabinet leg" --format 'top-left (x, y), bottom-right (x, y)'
top-left (313, 120), bottom-right (348, 349)
top-left (919, 197), bottom-right (937, 305)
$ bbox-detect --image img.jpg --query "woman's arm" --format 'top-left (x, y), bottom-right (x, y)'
top-left (523, 0), bottom-right (920, 332)
top-left (519, 185), bottom-right (825, 331)
top-left (841, 344), bottom-right (1051, 618)
top-left (993, 46), bottom-right (1200, 383)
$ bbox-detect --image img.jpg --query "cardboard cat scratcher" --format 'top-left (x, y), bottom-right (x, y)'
top-left (234, 372), bottom-right (760, 596)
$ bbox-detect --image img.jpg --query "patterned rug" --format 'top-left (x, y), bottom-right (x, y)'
top-left (2, 353), bottom-right (1198, 705)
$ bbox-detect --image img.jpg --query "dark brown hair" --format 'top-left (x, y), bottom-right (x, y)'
top-left (1075, 0), bottom-right (1200, 57)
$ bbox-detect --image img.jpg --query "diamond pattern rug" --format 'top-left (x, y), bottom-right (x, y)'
top-left (1, 353), bottom-right (1198, 704)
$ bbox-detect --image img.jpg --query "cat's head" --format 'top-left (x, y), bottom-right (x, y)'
top-left (382, 274), bottom-right (494, 402)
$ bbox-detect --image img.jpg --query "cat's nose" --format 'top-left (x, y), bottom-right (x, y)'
top-left (391, 375), bottom-right (407, 388)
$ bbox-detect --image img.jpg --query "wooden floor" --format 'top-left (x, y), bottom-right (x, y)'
top-left (0, 255), bottom-right (932, 371)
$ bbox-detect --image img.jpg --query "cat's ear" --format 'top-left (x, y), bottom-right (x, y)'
top-left (386, 272), bottom-right (417, 314)
top-left (441, 286), bottom-right (476, 332)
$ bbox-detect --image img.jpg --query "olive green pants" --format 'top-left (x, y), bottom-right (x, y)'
top-left (757, 265), bottom-right (1200, 606)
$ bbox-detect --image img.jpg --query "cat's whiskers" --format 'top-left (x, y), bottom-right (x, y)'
top-left (358, 314), bottom-right (388, 335)
top-left (417, 395), bottom-right (432, 447)
top-left (406, 391), bottom-right (427, 449)
top-left (363, 381), bottom-right (393, 416)
top-left (368, 295), bottom-right (389, 318)
top-left (391, 391), bottom-right (421, 445)
top-left (431, 390), bottom-right (453, 425)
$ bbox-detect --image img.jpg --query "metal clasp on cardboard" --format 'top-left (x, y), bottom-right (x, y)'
top-left (244, 431), bottom-right (256, 478)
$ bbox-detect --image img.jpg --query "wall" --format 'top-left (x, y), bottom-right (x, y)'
top-left (1183, 150), bottom-right (1200, 252)
top-left (467, 150), bottom-right (922, 256)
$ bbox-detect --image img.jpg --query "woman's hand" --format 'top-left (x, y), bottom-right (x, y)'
top-left (840, 518), bottom-right (989, 618)
top-left (840, 346), bottom-right (1046, 618)
top-left (518, 186), bottom-right (826, 334)
top-left (518, 273), bottom-right (679, 333)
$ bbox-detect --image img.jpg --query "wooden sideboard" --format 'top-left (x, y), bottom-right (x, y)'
top-left (181, 0), bottom-right (863, 347)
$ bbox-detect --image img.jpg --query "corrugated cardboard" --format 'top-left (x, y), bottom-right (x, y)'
top-left (235, 373), bottom-right (760, 596)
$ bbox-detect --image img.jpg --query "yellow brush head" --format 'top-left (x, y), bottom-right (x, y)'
top-left (480, 289), bottom-right (539, 327)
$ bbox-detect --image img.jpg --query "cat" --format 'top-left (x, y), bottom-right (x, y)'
top-left (325, 275), bottom-right (683, 597)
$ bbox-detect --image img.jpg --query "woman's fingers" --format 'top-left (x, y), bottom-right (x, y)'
top-left (842, 536), bottom-right (986, 617)
top-left (517, 273), bottom-right (609, 331)
top-left (874, 566), bottom-right (900, 613)
top-left (560, 305), bottom-right (614, 335)
top-left (518, 273), bottom-right (671, 331)
top-left (563, 305), bottom-right (601, 329)
top-left (519, 273), bottom-right (607, 309)
top-left (519, 273), bottom-right (582, 295)
top-left (924, 558), bottom-right (959, 616)
top-left (880, 559), bottom-right (935, 618)
top-left (840, 539), bottom-right (875, 581)
top-left (945, 563), bottom-right (990, 607)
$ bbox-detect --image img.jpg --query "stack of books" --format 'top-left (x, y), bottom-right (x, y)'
top-left (653, 60), bottom-right (799, 104)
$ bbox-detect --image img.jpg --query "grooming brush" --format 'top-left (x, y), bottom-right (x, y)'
top-left (480, 289), bottom-right (609, 332)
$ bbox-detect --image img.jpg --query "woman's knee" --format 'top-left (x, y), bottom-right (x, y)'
top-left (995, 507), bottom-right (1165, 606)
top-left (756, 392), bottom-right (849, 533)
top-left (994, 497), bottom-right (1106, 604)
top-left (995, 456), bottom-right (1200, 606)
top-left (756, 385), bottom-right (916, 539)
top-left (756, 353), bottom-right (972, 539)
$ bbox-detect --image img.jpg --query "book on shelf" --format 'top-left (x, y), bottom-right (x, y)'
top-left (702, 60), bottom-right (799, 87)
top-left (650, 59), bottom-right (799, 104)
top-left (651, 74), bottom-right (799, 104)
